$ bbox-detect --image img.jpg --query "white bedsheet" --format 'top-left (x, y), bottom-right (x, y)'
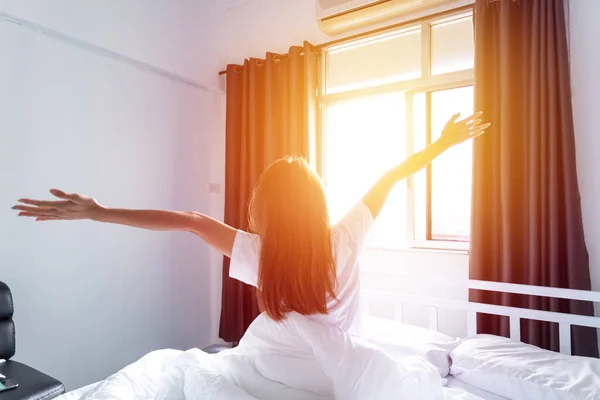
top-left (57, 312), bottom-right (459, 400)
top-left (444, 377), bottom-right (508, 400)
top-left (63, 378), bottom-right (503, 400)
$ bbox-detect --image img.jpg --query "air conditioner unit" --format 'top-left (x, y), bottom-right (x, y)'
top-left (317, 0), bottom-right (456, 36)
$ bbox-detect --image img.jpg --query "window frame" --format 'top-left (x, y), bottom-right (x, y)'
top-left (318, 8), bottom-right (474, 252)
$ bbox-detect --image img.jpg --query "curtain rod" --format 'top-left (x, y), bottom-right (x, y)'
top-left (218, 3), bottom-right (473, 76)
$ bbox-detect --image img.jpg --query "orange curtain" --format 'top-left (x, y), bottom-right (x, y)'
top-left (219, 42), bottom-right (320, 342)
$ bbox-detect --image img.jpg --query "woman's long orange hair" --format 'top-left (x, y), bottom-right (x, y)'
top-left (248, 157), bottom-right (337, 321)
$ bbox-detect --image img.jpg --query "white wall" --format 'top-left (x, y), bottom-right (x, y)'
top-left (0, 0), bottom-right (224, 86)
top-left (0, 1), bottom-right (226, 390)
top-left (224, 0), bottom-right (600, 338)
top-left (569, 0), bottom-right (600, 305)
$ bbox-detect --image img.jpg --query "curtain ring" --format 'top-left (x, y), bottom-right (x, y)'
top-left (234, 66), bottom-right (242, 73)
top-left (255, 59), bottom-right (264, 68)
top-left (273, 54), bottom-right (281, 63)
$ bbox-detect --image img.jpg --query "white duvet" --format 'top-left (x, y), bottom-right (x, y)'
top-left (59, 313), bottom-right (484, 400)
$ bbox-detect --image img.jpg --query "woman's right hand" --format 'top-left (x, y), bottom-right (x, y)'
top-left (12, 189), bottom-right (103, 221)
top-left (438, 111), bottom-right (490, 148)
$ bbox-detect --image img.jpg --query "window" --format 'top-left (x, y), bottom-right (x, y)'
top-left (320, 10), bottom-right (474, 251)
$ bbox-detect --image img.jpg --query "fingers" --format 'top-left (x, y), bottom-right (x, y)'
top-left (460, 111), bottom-right (483, 124)
top-left (469, 122), bottom-right (491, 132)
top-left (15, 189), bottom-right (77, 210)
top-left (449, 113), bottom-right (461, 123)
top-left (16, 188), bottom-right (81, 210)
top-left (35, 217), bottom-right (63, 222)
top-left (16, 211), bottom-right (56, 217)
top-left (469, 130), bottom-right (485, 138)
top-left (468, 122), bottom-right (492, 138)
top-left (466, 118), bottom-right (482, 127)
top-left (18, 199), bottom-right (70, 207)
top-left (15, 211), bottom-right (63, 221)
top-left (12, 205), bottom-right (58, 214)
top-left (50, 189), bottom-right (77, 201)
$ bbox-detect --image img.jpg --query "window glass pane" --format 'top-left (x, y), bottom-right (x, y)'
top-left (431, 15), bottom-right (474, 75)
top-left (325, 92), bottom-right (407, 248)
top-left (430, 86), bottom-right (474, 240)
top-left (327, 29), bottom-right (421, 94)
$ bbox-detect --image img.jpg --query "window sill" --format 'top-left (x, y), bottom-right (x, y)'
top-left (365, 241), bottom-right (469, 256)
top-left (410, 239), bottom-right (469, 253)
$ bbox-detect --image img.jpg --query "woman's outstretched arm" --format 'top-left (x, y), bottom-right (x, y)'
top-left (362, 112), bottom-right (490, 219)
top-left (12, 189), bottom-right (237, 257)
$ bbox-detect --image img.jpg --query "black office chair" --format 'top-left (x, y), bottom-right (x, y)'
top-left (0, 281), bottom-right (64, 399)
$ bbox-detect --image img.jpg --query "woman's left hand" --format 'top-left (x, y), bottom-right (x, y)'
top-left (12, 189), bottom-right (103, 221)
top-left (438, 111), bottom-right (490, 148)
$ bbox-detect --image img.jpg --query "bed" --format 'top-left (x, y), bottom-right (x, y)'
top-left (57, 278), bottom-right (600, 400)
top-left (58, 377), bottom-right (507, 400)
top-left (444, 377), bottom-right (508, 400)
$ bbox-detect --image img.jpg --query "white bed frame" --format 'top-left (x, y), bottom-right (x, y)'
top-left (361, 273), bottom-right (600, 355)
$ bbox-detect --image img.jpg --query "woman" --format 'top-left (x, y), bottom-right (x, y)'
top-left (12, 112), bottom-right (489, 333)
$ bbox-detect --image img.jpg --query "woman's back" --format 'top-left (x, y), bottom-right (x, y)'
top-left (229, 201), bottom-right (374, 332)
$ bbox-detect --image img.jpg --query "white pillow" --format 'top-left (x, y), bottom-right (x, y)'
top-left (450, 334), bottom-right (600, 400)
top-left (357, 316), bottom-right (459, 377)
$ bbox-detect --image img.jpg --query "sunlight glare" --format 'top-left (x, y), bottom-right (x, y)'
top-left (325, 92), bottom-right (408, 248)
